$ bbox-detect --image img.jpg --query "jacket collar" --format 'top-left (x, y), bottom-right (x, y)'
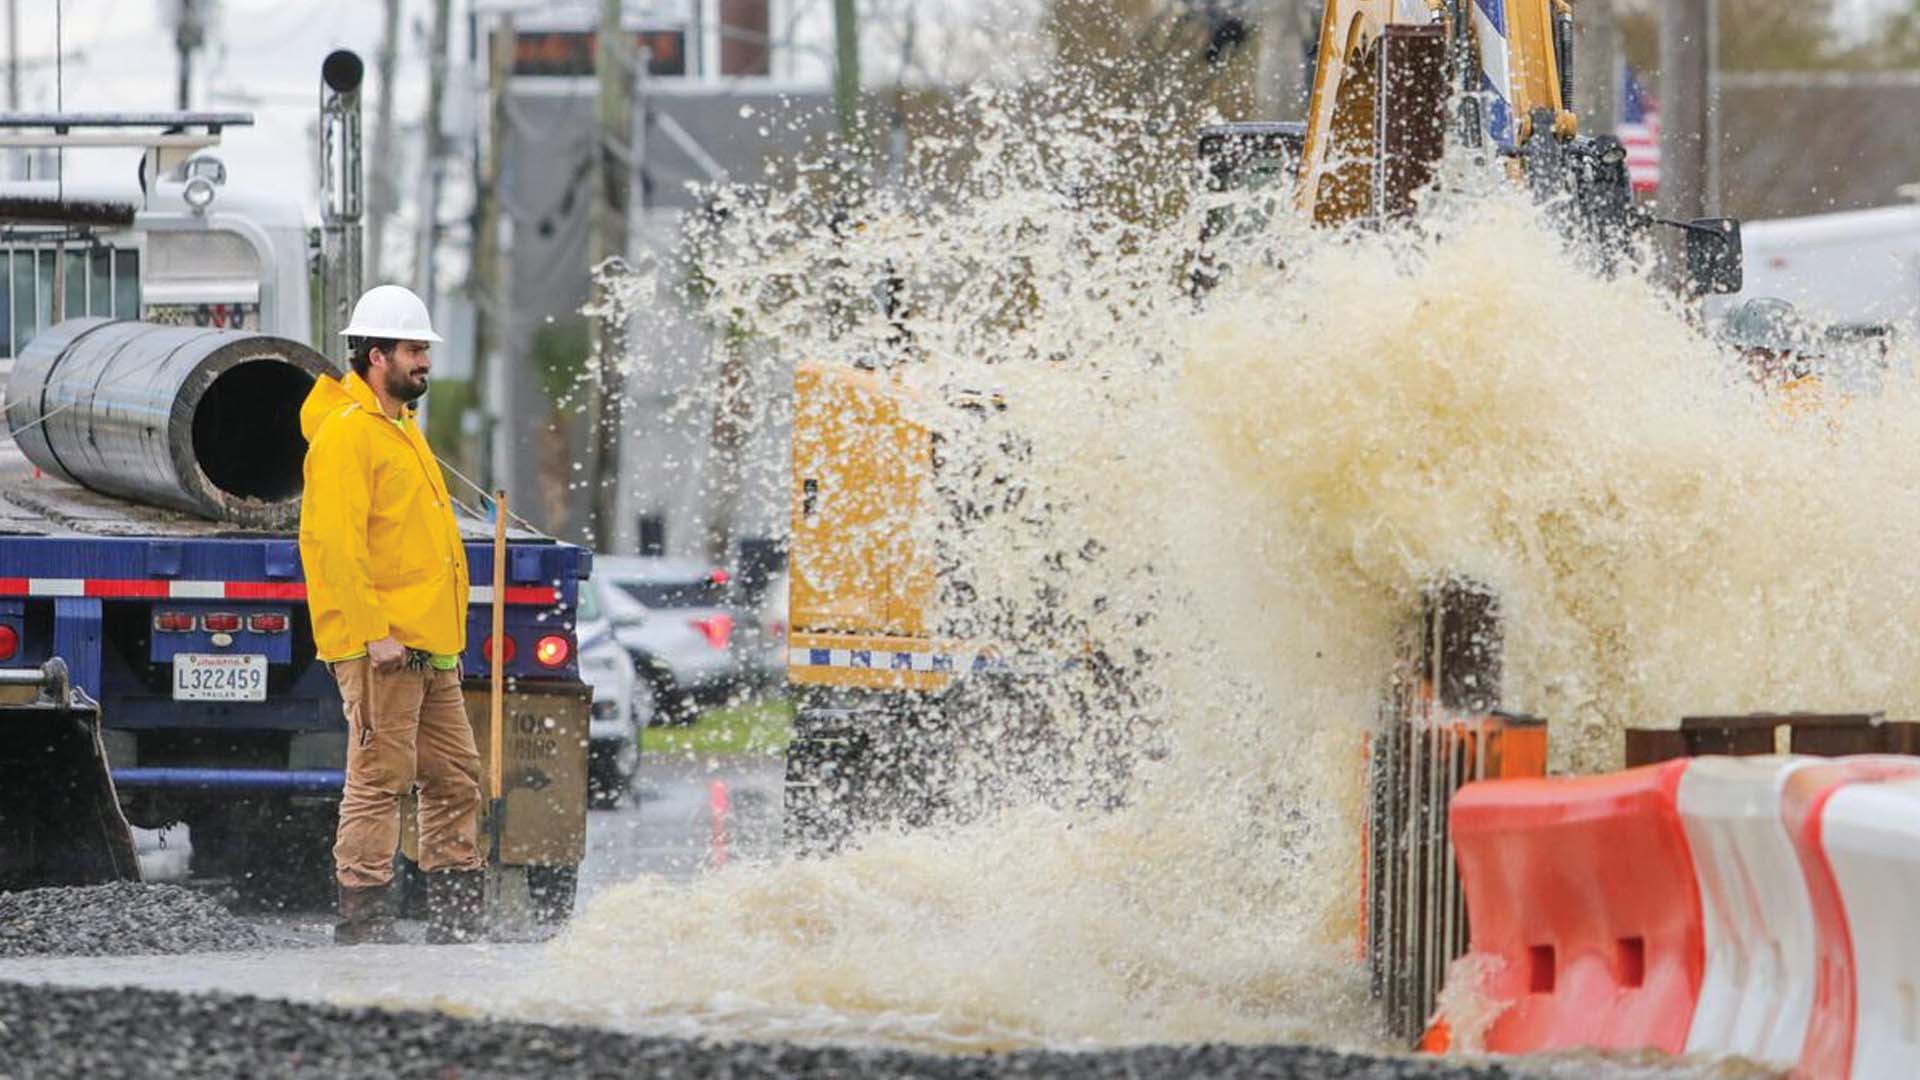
top-left (341, 370), bottom-right (419, 424)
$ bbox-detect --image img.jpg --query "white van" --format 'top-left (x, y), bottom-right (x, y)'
top-left (1722, 201), bottom-right (1920, 335)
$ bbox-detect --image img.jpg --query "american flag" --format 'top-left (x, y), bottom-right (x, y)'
top-left (1617, 67), bottom-right (1660, 195)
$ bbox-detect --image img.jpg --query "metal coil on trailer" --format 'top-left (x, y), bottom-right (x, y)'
top-left (2, 318), bottom-right (335, 528)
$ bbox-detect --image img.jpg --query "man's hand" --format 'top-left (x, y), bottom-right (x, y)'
top-left (367, 636), bottom-right (407, 672)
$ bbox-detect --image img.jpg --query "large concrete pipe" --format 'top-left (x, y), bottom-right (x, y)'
top-left (3, 319), bottom-right (335, 527)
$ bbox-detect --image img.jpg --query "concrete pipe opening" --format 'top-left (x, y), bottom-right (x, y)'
top-left (4, 319), bottom-right (337, 527)
top-left (191, 359), bottom-right (316, 503)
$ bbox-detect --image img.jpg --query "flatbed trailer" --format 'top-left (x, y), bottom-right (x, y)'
top-left (0, 461), bottom-right (594, 907)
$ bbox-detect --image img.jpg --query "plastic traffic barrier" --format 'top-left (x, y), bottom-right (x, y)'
top-left (1822, 776), bottom-right (1920, 1079)
top-left (1784, 759), bottom-right (1920, 1080)
top-left (1674, 756), bottom-right (1819, 1066)
top-left (1448, 758), bottom-right (1703, 1054)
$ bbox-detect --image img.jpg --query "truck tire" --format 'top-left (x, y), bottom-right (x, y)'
top-left (783, 723), bottom-right (866, 855)
top-left (192, 799), bottom-right (335, 912)
top-left (630, 657), bottom-right (694, 726)
top-left (783, 693), bottom-right (956, 855)
top-left (587, 737), bottom-right (638, 810)
top-left (527, 864), bottom-right (578, 925)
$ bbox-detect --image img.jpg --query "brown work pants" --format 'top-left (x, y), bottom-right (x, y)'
top-left (329, 658), bottom-right (484, 888)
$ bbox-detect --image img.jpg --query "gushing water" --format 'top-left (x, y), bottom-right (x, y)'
top-left (530, 93), bottom-right (1920, 1058)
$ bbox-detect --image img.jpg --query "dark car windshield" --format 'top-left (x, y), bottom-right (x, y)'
top-left (618, 579), bottom-right (726, 609)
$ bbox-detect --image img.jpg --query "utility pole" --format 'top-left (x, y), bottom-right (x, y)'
top-left (367, 0), bottom-right (401, 286)
top-left (1571, 0), bottom-right (1618, 137)
top-left (412, 0), bottom-right (452, 311)
top-left (172, 0), bottom-right (208, 110)
top-left (1253, 0), bottom-right (1310, 119)
top-left (1659, 0), bottom-right (1715, 219)
top-left (472, 14), bottom-right (514, 491)
top-left (6, 0), bottom-right (17, 182)
top-left (833, 0), bottom-right (860, 152)
top-left (7, 0), bottom-right (19, 110)
top-left (625, 43), bottom-right (651, 559)
top-left (586, 0), bottom-right (633, 550)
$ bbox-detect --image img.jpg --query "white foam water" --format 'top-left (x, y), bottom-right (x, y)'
top-left (526, 91), bottom-right (1911, 1070)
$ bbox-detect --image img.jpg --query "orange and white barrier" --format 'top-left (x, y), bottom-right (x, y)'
top-left (1782, 758), bottom-right (1920, 1080)
top-left (1440, 753), bottom-right (1920, 1079)
top-left (1448, 759), bottom-right (1703, 1054)
top-left (1818, 775), bottom-right (1920, 1078)
top-left (1676, 756), bottom-right (1819, 1066)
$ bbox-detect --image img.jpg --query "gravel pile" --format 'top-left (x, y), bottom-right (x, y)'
top-left (0, 883), bottom-right (283, 959)
top-left (0, 981), bottom-right (1567, 1080)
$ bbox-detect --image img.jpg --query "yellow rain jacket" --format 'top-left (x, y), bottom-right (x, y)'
top-left (298, 371), bottom-right (470, 662)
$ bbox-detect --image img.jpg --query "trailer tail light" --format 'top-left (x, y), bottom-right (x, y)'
top-left (247, 614), bottom-right (289, 634)
top-left (153, 612), bottom-right (195, 632)
top-left (534, 634), bottom-right (571, 668)
top-left (0, 624), bottom-right (16, 661)
top-left (481, 634), bottom-right (516, 665)
top-left (202, 613), bottom-right (243, 633)
top-left (690, 613), bottom-right (733, 650)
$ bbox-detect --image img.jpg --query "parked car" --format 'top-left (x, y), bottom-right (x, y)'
top-left (745, 570), bottom-right (788, 689)
top-left (589, 558), bottom-right (742, 723)
top-left (576, 581), bottom-right (648, 807)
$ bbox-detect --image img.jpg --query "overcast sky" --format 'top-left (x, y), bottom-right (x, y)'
top-left (9, 2), bottom-right (427, 201)
top-left (3, 0), bottom-right (1026, 220)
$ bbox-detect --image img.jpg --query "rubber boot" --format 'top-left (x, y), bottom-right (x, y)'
top-left (334, 883), bottom-right (403, 946)
top-left (424, 868), bottom-right (486, 944)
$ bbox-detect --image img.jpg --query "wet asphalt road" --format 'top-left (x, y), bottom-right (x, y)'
top-left (578, 753), bottom-right (786, 905)
top-left (176, 753), bottom-right (790, 944)
top-left (0, 756), bottom-right (1768, 1078)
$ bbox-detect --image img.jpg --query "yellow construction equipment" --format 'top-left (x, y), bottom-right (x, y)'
top-left (783, 0), bottom-right (1744, 874)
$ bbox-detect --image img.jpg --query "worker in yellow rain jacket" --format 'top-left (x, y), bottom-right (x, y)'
top-left (298, 284), bottom-right (481, 946)
top-left (1722, 297), bottom-right (1828, 417)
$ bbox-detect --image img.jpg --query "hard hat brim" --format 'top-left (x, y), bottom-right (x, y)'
top-left (338, 326), bottom-right (445, 344)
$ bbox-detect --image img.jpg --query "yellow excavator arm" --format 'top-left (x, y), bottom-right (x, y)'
top-left (1250, 0), bottom-right (1739, 293)
top-left (1297, 0), bottom-right (1579, 224)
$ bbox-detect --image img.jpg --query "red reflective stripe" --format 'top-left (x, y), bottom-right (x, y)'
top-left (86, 579), bottom-right (170, 598)
top-left (0, 577), bottom-right (562, 605)
top-left (223, 582), bottom-right (309, 600)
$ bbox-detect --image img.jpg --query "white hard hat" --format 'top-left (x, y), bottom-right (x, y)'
top-left (340, 284), bottom-right (443, 343)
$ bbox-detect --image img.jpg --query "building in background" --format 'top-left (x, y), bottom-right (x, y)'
top-left (482, 0), bottom-right (835, 566)
top-left (1717, 75), bottom-right (1920, 221)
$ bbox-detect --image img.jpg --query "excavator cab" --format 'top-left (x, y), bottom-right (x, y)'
top-left (1192, 122), bottom-right (1307, 293)
top-left (1198, 122), bottom-right (1305, 199)
top-left (0, 659), bottom-right (140, 890)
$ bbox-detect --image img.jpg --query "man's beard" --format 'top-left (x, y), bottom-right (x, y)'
top-left (385, 367), bottom-right (429, 403)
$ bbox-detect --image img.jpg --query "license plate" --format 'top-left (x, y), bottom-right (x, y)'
top-left (173, 653), bottom-right (268, 701)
